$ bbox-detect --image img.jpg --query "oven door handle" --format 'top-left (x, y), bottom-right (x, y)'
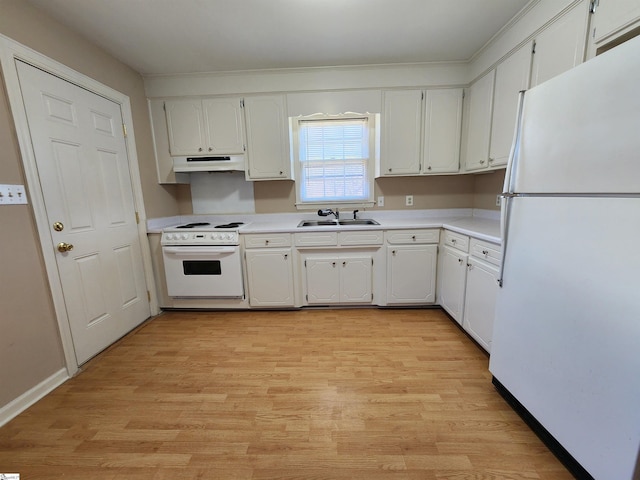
top-left (163, 246), bottom-right (238, 256)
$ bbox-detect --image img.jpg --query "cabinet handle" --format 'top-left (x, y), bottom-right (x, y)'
top-left (458, 258), bottom-right (464, 264)
top-left (388, 168), bottom-right (392, 172)
top-left (332, 262), bottom-right (336, 267)
top-left (427, 166), bottom-right (432, 171)
top-left (342, 261), bottom-right (346, 266)
top-left (451, 238), bottom-right (456, 244)
top-left (482, 250), bottom-right (489, 255)
top-left (265, 240), bottom-right (269, 245)
top-left (284, 254), bottom-right (288, 260)
top-left (392, 250), bottom-right (396, 255)
top-left (279, 171), bottom-right (283, 175)
top-left (479, 159), bottom-right (485, 165)
top-left (198, 147), bottom-right (203, 152)
top-left (411, 235), bottom-right (416, 241)
top-left (488, 157), bottom-right (494, 163)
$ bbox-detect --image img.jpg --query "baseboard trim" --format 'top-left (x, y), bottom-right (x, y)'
top-left (0, 368), bottom-right (69, 427)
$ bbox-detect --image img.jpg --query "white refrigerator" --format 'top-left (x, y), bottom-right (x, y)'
top-left (489, 36), bottom-right (640, 480)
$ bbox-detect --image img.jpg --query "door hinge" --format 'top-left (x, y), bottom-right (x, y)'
top-left (589, 0), bottom-right (598, 14)
top-left (304, 259), bottom-right (307, 267)
top-left (240, 99), bottom-right (245, 108)
top-left (371, 258), bottom-right (374, 266)
top-left (147, 290), bottom-right (151, 302)
top-left (421, 91), bottom-right (424, 101)
top-left (532, 41), bottom-right (536, 55)
top-left (162, 101), bottom-right (166, 111)
top-left (135, 211), bottom-right (140, 224)
top-left (306, 294), bottom-right (308, 301)
top-left (122, 123), bottom-right (128, 137)
top-left (462, 90), bottom-right (465, 100)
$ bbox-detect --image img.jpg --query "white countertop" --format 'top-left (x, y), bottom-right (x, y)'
top-left (147, 208), bottom-right (501, 244)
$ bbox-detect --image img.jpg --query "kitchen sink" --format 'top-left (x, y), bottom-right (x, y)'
top-left (297, 220), bottom-right (339, 227)
top-left (337, 219), bottom-right (379, 225)
top-left (297, 219), bottom-right (379, 227)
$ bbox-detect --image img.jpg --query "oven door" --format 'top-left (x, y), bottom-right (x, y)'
top-left (162, 245), bottom-right (244, 298)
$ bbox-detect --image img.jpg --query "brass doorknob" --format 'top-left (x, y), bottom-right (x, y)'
top-left (57, 242), bottom-right (74, 253)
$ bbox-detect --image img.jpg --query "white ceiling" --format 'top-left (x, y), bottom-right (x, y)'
top-left (26, 0), bottom-right (531, 76)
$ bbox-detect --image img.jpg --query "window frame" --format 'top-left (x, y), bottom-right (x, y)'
top-left (291, 112), bottom-right (378, 210)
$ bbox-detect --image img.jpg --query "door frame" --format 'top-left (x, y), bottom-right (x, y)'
top-left (0, 34), bottom-right (160, 377)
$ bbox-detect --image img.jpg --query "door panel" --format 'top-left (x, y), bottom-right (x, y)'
top-left (17, 60), bottom-right (150, 365)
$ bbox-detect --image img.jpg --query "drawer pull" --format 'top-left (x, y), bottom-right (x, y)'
top-left (482, 249), bottom-right (488, 255)
top-left (458, 258), bottom-right (463, 264)
top-left (265, 240), bottom-right (269, 245)
top-left (451, 238), bottom-right (456, 244)
top-left (411, 235), bottom-right (416, 241)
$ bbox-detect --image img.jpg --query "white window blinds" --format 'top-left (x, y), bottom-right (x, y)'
top-left (298, 117), bottom-right (370, 203)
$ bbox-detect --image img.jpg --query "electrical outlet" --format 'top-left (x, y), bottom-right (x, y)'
top-left (377, 196), bottom-right (384, 207)
top-left (405, 195), bottom-right (413, 207)
top-left (0, 184), bottom-right (28, 205)
top-left (496, 195), bottom-right (502, 207)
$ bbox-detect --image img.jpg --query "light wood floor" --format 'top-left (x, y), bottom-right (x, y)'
top-left (0, 308), bottom-right (573, 479)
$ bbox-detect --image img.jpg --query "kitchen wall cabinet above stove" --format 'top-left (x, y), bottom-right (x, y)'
top-left (379, 88), bottom-right (463, 177)
top-left (165, 97), bottom-right (246, 156)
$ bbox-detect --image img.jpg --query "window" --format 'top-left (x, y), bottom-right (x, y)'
top-left (292, 113), bottom-right (377, 208)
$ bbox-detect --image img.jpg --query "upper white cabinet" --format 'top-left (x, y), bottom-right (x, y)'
top-left (590, 0), bottom-right (640, 52)
top-left (244, 95), bottom-right (291, 180)
top-left (463, 70), bottom-right (495, 172)
top-left (147, 99), bottom-right (189, 184)
top-left (165, 97), bottom-right (245, 156)
top-left (380, 88), bottom-right (463, 176)
top-left (530, 3), bottom-right (589, 87)
top-left (423, 89), bottom-right (464, 174)
top-left (489, 41), bottom-right (533, 168)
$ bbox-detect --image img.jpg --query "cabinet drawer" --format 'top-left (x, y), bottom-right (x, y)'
top-left (443, 230), bottom-right (470, 252)
top-left (469, 238), bottom-right (502, 266)
top-left (385, 229), bottom-right (440, 244)
top-left (243, 233), bottom-right (291, 249)
top-left (295, 232), bottom-right (338, 247)
top-left (338, 230), bottom-right (383, 246)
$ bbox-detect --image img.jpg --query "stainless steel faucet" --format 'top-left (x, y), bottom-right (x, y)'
top-left (317, 208), bottom-right (339, 220)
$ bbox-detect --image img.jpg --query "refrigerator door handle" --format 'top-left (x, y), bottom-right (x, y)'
top-left (498, 193), bottom-right (517, 287)
top-left (503, 90), bottom-right (527, 194)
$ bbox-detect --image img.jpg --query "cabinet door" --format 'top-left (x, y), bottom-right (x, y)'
top-left (387, 245), bottom-right (437, 304)
top-left (463, 70), bottom-right (495, 172)
top-left (463, 258), bottom-right (499, 353)
top-left (340, 256), bottom-right (373, 303)
top-left (244, 95), bottom-right (290, 180)
top-left (438, 246), bottom-right (468, 325)
top-left (381, 90), bottom-right (422, 175)
top-left (202, 98), bottom-right (245, 155)
top-left (530, 3), bottom-right (589, 87)
top-left (165, 99), bottom-right (206, 156)
top-left (489, 42), bottom-right (532, 168)
top-left (305, 257), bottom-right (340, 304)
top-left (422, 89), bottom-right (463, 174)
top-left (592, 0), bottom-right (640, 45)
top-left (246, 249), bottom-right (294, 307)
top-left (148, 99), bottom-right (189, 184)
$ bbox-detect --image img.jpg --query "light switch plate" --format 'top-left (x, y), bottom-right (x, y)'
top-left (0, 184), bottom-right (28, 204)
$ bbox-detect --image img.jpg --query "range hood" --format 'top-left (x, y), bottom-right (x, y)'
top-left (173, 155), bottom-right (246, 173)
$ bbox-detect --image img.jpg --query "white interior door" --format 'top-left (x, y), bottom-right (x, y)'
top-left (17, 60), bottom-right (150, 365)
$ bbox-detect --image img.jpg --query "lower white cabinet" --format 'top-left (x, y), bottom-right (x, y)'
top-left (385, 229), bottom-right (440, 304)
top-left (461, 238), bottom-right (502, 353)
top-left (438, 245), bottom-right (468, 324)
top-left (304, 255), bottom-right (373, 304)
top-left (244, 234), bottom-right (294, 307)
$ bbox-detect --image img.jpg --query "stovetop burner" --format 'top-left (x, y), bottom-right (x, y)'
top-left (175, 222), bottom-right (211, 229)
top-left (215, 222), bottom-right (244, 229)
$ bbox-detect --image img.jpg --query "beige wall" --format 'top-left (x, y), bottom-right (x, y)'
top-left (0, 0), bottom-right (181, 409)
top-left (473, 169), bottom-right (506, 211)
